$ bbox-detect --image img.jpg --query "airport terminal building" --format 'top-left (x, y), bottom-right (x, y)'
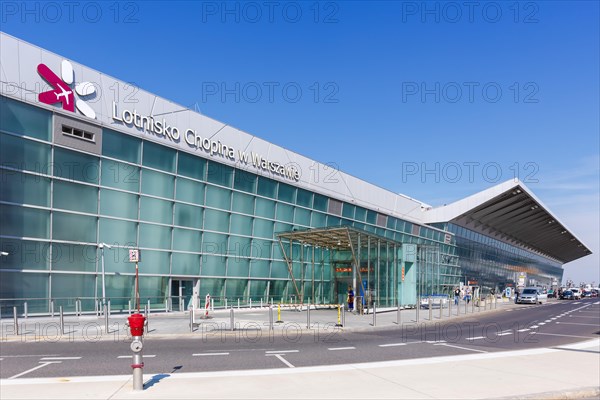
top-left (0, 33), bottom-right (592, 314)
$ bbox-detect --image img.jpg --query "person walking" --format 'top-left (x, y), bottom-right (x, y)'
top-left (454, 287), bottom-right (460, 305)
top-left (347, 286), bottom-right (354, 312)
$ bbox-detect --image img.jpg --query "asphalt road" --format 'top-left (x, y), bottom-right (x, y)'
top-left (1, 298), bottom-right (598, 380)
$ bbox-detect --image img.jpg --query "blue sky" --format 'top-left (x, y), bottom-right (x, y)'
top-left (2, 1), bottom-right (598, 285)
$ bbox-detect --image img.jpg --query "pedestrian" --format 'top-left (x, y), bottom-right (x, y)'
top-left (454, 287), bottom-right (460, 305)
top-left (347, 286), bottom-right (354, 312)
top-left (466, 288), bottom-right (471, 304)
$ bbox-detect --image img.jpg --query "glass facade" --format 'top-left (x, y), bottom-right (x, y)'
top-left (0, 96), bottom-right (463, 314)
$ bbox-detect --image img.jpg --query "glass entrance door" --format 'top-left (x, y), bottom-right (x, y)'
top-left (171, 279), bottom-right (194, 311)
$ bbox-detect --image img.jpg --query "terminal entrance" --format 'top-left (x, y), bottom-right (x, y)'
top-left (171, 279), bottom-right (194, 311)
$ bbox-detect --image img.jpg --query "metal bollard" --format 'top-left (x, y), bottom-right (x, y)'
top-left (306, 302), bottom-right (311, 329)
top-left (104, 304), bottom-right (109, 332)
top-left (211, 298), bottom-right (214, 311)
top-left (249, 298), bottom-right (252, 309)
top-left (464, 297), bottom-right (468, 314)
top-left (342, 304), bottom-right (346, 327)
top-left (13, 306), bottom-right (19, 335)
top-left (147, 300), bottom-right (151, 315)
top-left (225, 298), bottom-right (228, 309)
top-left (237, 299), bottom-right (240, 309)
top-left (128, 300), bottom-right (132, 315)
top-left (416, 297), bottom-right (420, 322)
top-left (230, 307), bottom-right (235, 331)
top-left (260, 299), bottom-right (263, 308)
top-left (24, 302), bottom-right (28, 319)
top-left (335, 304), bottom-right (343, 327)
top-left (372, 302), bottom-right (377, 326)
top-left (428, 297), bottom-right (433, 321)
top-left (448, 298), bottom-right (452, 317)
top-left (439, 299), bottom-right (443, 319)
top-left (179, 298), bottom-right (184, 312)
top-left (269, 305), bottom-right (274, 330)
top-left (51, 300), bottom-right (55, 317)
top-left (472, 297), bottom-right (475, 313)
top-left (59, 306), bottom-right (64, 335)
top-left (108, 299), bottom-right (111, 316)
top-left (396, 304), bottom-right (401, 325)
top-left (495, 295), bottom-right (498, 309)
top-left (165, 299), bottom-right (169, 313)
top-left (189, 308), bottom-right (194, 332)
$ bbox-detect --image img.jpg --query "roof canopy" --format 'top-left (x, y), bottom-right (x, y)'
top-left (423, 180), bottom-right (591, 264)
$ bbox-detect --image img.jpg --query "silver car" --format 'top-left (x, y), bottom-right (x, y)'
top-left (517, 288), bottom-right (547, 304)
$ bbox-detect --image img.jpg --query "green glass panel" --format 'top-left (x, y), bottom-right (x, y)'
top-left (254, 197), bottom-right (275, 218)
top-left (227, 257), bottom-right (249, 277)
top-left (54, 180), bottom-right (97, 214)
top-left (201, 255), bottom-right (227, 276)
top-left (0, 97), bottom-right (51, 140)
top-left (175, 177), bottom-right (205, 204)
top-left (0, 271), bottom-right (48, 299)
top-left (138, 276), bottom-right (169, 302)
top-left (231, 192), bottom-right (254, 215)
top-left (313, 194), bottom-right (328, 212)
top-left (102, 129), bottom-right (140, 163)
top-left (326, 215), bottom-right (341, 226)
top-left (0, 238), bottom-right (49, 270)
top-left (172, 252), bottom-right (201, 275)
top-left (178, 152), bottom-right (206, 180)
top-left (294, 207), bottom-right (311, 226)
top-left (0, 133), bottom-right (51, 173)
top-left (366, 210), bottom-right (377, 224)
top-left (52, 243), bottom-right (97, 272)
top-left (311, 212), bottom-right (327, 228)
top-left (100, 189), bottom-right (138, 219)
top-left (101, 159), bottom-right (140, 192)
top-left (204, 209), bottom-right (230, 233)
top-left (51, 273), bottom-right (95, 298)
top-left (251, 239), bottom-right (272, 258)
top-left (257, 176), bottom-right (277, 198)
top-left (274, 222), bottom-right (292, 233)
top-left (137, 250), bottom-right (170, 274)
top-left (233, 169), bottom-right (256, 193)
top-left (104, 274), bottom-right (135, 302)
top-left (252, 218), bottom-right (273, 239)
top-left (270, 261), bottom-right (289, 278)
top-left (140, 196), bottom-right (173, 224)
top-left (249, 279), bottom-right (268, 296)
top-left (54, 147), bottom-right (99, 184)
top-left (296, 188), bottom-right (313, 208)
top-left (342, 203), bottom-right (355, 219)
top-left (53, 212), bottom-right (97, 243)
top-left (139, 223), bottom-right (172, 250)
top-left (277, 182), bottom-right (296, 203)
top-left (0, 170), bottom-right (50, 206)
top-left (98, 218), bottom-right (137, 245)
top-left (206, 161), bottom-right (233, 187)
top-left (174, 203), bottom-right (203, 228)
top-left (229, 235), bottom-right (252, 257)
top-left (354, 206), bottom-right (367, 222)
top-left (141, 169), bottom-right (174, 198)
top-left (199, 278), bottom-right (224, 298)
top-left (173, 228), bottom-right (202, 252)
top-left (249, 260), bottom-right (270, 278)
top-left (142, 141), bottom-right (176, 173)
top-left (225, 279), bottom-right (247, 298)
top-left (0, 204), bottom-right (49, 238)
top-left (275, 203), bottom-right (294, 223)
top-left (202, 232), bottom-right (228, 254)
top-left (205, 185), bottom-right (231, 210)
top-left (229, 214), bottom-right (253, 236)
top-left (387, 216), bottom-right (397, 230)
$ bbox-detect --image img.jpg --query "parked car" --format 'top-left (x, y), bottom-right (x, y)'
top-left (582, 290), bottom-right (593, 298)
top-left (570, 288), bottom-right (582, 300)
top-left (561, 290), bottom-right (575, 300)
top-left (547, 289), bottom-right (556, 298)
top-left (516, 287), bottom-right (547, 304)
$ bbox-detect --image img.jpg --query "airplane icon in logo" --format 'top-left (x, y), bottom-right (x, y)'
top-left (38, 63), bottom-right (75, 112)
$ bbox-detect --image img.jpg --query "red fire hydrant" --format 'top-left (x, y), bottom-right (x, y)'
top-left (128, 313), bottom-right (146, 391)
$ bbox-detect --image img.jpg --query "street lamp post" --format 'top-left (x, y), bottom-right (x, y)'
top-left (98, 243), bottom-right (112, 314)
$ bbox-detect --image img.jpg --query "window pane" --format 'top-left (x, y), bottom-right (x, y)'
top-left (202, 232), bottom-right (228, 255)
top-left (138, 250), bottom-right (170, 274)
top-left (101, 159), bottom-right (140, 192)
top-left (141, 169), bottom-right (174, 198)
top-left (53, 212), bottom-right (97, 243)
top-left (139, 223), bottom-right (172, 249)
top-left (0, 204), bottom-right (49, 238)
top-left (277, 183), bottom-right (296, 203)
top-left (54, 180), bottom-right (98, 214)
top-left (275, 203), bottom-right (294, 223)
top-left (227, 258), bottom-right (249, 277)
top-left (251, 239), bottom-right (272, 258)
top-left (354, 206), bottom-right (366, 222)
top-left (232, 192), bottom-right (254, 215)
top-left (100, 189), bottom-right (138, 219)
top-left (99, 218), bottom-right (137, 245)
top-left (313, 194), bottom-right (328, 212)
top-left (206, 161), bottom-right (233, 187)
top-left (0, 238), bottom-right (49, 270)
top-left (0, 271), bottom-right (48, 299)
top-left (201, 255), bottom-right (226, 276)
top-left (311, 212), bottom-right (327, 228)
top-left (229, 235), bottom-right (251, 256)
top-left (250, 260), bottom-right (270, 278)
top-left (0, 170), bottom-right (50, 207)
top-left (54, 147), bottom-right (99, 184)
top-left (142, 141), bottom-right (176, 173)
top-left (255, 197), bottom-right (275, 219)
top-left (0, 97), bottom-right (51, 140)
top-left (342, 203), bottom-right (355, 219)
top-left (102, 129), bottom-right (140, 163)
top-left (233, 169), bottom-right (256, 193)
top-left (174, 203), bottom-right (203, 228)
top-left (296, 189), bottom-right (313, 208)
top-left (204, 209), bottom-right (230, 233)
top-left (176, 177), bottom-right (205, 204)
top-left (205, 185), bottom-right (231, 210)
top-left (230, 214), bottom-right (253, 236)
top-left (253, 218), bottom-right (273, 239)
top-left (0, 133), bottom-right (51, 173)
top-left (257, 176), bottom-right (277, 198)
top-left (173, 228), bottom-right (202, 251)
top-left (178, 152), bottom-right (206, 180)
top-left (294, 207), bottom-right (311, 226)
top-left (51, 273), bottom-right (95, 298)
top-left (140, 196), bottom-right (173, 224)
top-left (366, 210), bottom-right (377, 224)
top-left (172, 252), bottom-right (200, 275)
top-left (52, 243), bottom-right (97, 271)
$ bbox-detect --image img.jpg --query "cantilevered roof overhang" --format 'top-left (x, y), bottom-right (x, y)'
top-left (276, 226), bottom-right (403, 251)
top-left (423, 180), bottom-right (592, 264)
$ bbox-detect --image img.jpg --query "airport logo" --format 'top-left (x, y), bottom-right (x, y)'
top-left (37, 60), bottom-right (96, 119)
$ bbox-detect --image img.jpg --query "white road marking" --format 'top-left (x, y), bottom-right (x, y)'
top-left (497, 332), bottom-right (512, 336)
top-left (544, 320), bottom-right (552, 323)
top-left (569, 315), bottom-right (600, 318)
top-left (536, 333), bottom-right (596, 339)
top-left (265, 350), bottom-right (299, 354)
top-left (434, 343), bottom-right (488, 353)
top-left (8, 361), bottom-right (61, 379)
top-left (117, 355), bottom-right (156, 358)
top-left (1, 355), bottom-right (59, 358)
top-left (39, 357), bottom-right (81, 361)
top-left (468, 336), bottom-right (485, 340)
top-left (193, 353), bottom-right (230, 356)
top-left (556, 322), bottom-right (600, 327)
top-left (517, 329), bottom-right (530, 332)
top-left (595, 301), bottom-right (600, 305)
top-left (538, 323), bottom-right (546, 326)
top-left (379, 343), bottom-right (407, 347)
top-left (573, 302), bottom-right (581, 304)
top-left (266, 354), bottom-right (295, 368)
top-left (328, 347), bottom-right (356, 351)
top-left (530, 325), bottom-right (539, 329)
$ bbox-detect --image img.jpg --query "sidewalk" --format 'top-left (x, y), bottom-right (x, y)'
top-left (2, 338), bottom-right (599, 399)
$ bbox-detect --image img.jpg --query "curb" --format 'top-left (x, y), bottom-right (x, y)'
top-left (493, 386), bottom-right (600, 399)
